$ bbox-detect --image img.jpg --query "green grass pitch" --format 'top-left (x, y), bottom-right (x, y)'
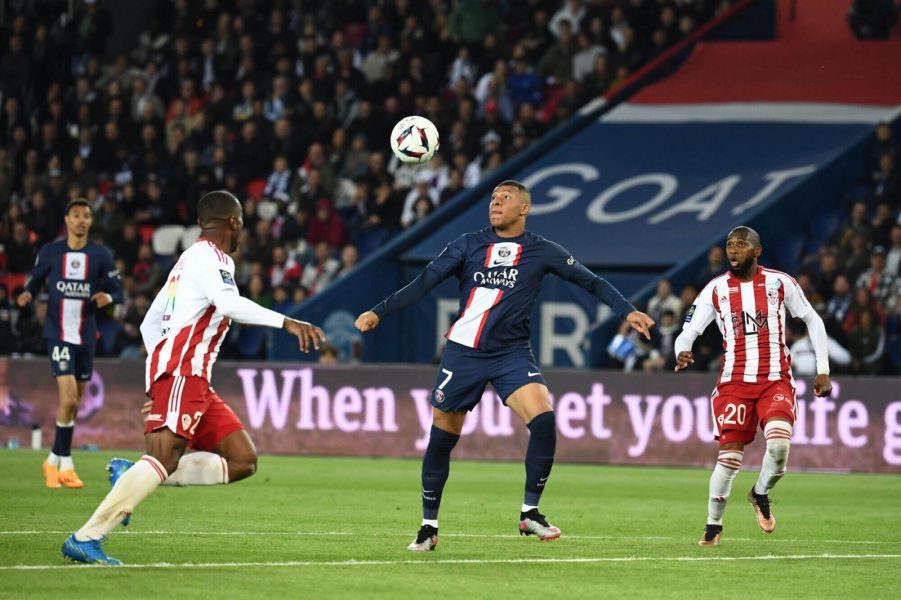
top-left (1, 450), bottom-right (899, 599)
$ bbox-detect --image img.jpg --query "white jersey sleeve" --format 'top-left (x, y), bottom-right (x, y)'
top-left (781, 275), bottom-right (815, 319)
top-left (140, 284), bottom-right (169, 353)
top-left (191, 246), bottom-right (285, 329)
top-left (682, 280), bottom-right (717, 335)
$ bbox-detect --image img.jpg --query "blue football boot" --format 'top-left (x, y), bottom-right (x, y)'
top-left (61, 534), bottom-right (122, 566)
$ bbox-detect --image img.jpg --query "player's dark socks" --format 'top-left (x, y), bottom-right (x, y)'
top-left (524, 411), bottom-right (556, 506)
top-left (420, 426), bottom-right (460, 520)
top-left (55, 422), bottom-right (75, 457)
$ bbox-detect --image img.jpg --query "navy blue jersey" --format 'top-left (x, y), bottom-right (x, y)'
top-left (372, 227), bottom-right (634, 351)
top-left (24, 239), bottom-right (123, 347)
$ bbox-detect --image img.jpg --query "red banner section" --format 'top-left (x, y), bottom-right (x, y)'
top-left (2, 358), bottom-right (900, 473)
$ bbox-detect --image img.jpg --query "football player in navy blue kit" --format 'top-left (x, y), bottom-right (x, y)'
top-left (17, 198), bottom-right (123, 489)
top-left (355, 180), bottom-right (654, 550)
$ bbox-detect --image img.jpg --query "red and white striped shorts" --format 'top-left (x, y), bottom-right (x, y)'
top-left (144, 375), bottom-right (244, 451)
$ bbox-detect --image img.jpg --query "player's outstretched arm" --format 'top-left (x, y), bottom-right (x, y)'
top-left (626, 310), bottom-right (655, 340)
top-left (355, 311), bottom-right (380, 332)
top-left (283, 318), bottom-right (326, 353)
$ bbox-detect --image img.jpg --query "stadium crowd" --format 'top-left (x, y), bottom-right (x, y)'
top-left (611, 121), bottom-right (901, 376)
top-left (3, 0), bottom-right (898, 375)
top-left (0, 0), bottom-right (732, 360)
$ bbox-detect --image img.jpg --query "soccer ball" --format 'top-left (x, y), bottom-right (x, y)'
top-left (390, 116), bottom-right (440, 164)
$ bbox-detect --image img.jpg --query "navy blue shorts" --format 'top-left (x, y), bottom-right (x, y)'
top-left (431, 341), bottom-right (547, 412)
top-left (46, 341), bottom-right (94, 381)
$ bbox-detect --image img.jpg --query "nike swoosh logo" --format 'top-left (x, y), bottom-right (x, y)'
top-left (528, 371), bottom-right (541, 377)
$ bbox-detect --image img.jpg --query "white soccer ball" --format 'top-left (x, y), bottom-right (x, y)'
top-left (390, 115), bottom-right (440, 164)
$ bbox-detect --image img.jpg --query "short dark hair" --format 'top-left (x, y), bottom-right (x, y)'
top-left (197, 190), bottom-right (241, 225)
top-left (495, 179), bottom-right (531, 204)
top-left (65, 198), bottom-right (92, 215)
top-left (727, 225), bottom-right (761, 247)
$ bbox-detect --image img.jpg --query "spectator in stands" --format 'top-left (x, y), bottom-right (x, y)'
top-left (449, 0), bottom-right (503, 45)
top-left (871, 152), bottom-right (901, 206)
top-left (301, 241), bottom-right (341, 296)
top-left (809, 248), bottom-right (841, 302)
top-left (116, 293), bottom-right (151, 359)
top-left (789, 306), bottom-right (852, 376)
top-left (550, 0), bottom-right (586, 37)
top-left (401, 173), bottom-right (439, 229)
top-left (0, 0), bottom-right (725, 361)
top-left (840, 230), bottom-right (874, 285)
top-left (845, 287), bottom-right (886, 337)
top-left (538, 19), bottom-right (577, 86)
top-left (887, 224), bottom-right (901, 276)
top-left (7, 221), bottom-right (36, 274)
top-left (827, 274), bottom-right (854, 345)
top-left (872, 202), bottom-right (896, 248)
top-left (269, 245), bottom-right (302, 289)
top-left (262, 154), bottom-right (293, 206)
top-left (871, 122), bottom-right (895, 168)
top-left (886, 300), bottom-right (901, 374)
top-left (16, 294), bottom-right (48, 355)
top-left (0, 286), bottom-right (13, 355)
top-left (640, 309), bottom-right (680, 373)
top-left (407, 195), bottom-right (436, 229)
top-left (695, 245), bottom-right (726, 288)
top-left (848, 307), bottom-right (885, 374)
top-left (25, 190), bottom-right (59, 247)
top-left (131, 244), bottom-right (163, 297)
top-left (856, 245), bottom-right (900, 311)
top-left (308, 199), bottom-right (346, 249)
top-left (508, 57), bottom-right (545, 107)
top-left (337, 244), bottom-right (360, 279)
top-left (834, 201), bottom-right (874, 247)
top-left (646, 279), bottom-right (683, 323)
top-left (573, 31), bottom-right (607, 84)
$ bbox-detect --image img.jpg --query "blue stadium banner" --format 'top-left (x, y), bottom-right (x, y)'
top-left (405, 122), bottom-right (869, 268)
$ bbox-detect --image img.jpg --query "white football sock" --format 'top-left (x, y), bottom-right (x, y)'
top-left (755, 421), bottom-right (792, 495)
top-left (421, 519), bottom-right (439, 528)
top-left (521, 504), bottom-right (538, 513)
top-left (59, 455), bottom-right (75, 472)
top-left (75, 456), bottom-right (168, 541)
top-left (162, 452), bottom-right (229, 486)
top-left (707, 450), bottom-right (743, 525)
top-left (46, 452), bottom-right (60, 467)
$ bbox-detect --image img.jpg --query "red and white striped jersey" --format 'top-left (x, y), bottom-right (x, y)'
top-left (141, 239), bottom-right (236, 391)
top-left (683, 266), bottom-right (815, 384)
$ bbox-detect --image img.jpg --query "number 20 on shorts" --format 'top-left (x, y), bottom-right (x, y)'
top-left (719, 402), bottom-right (747, 426)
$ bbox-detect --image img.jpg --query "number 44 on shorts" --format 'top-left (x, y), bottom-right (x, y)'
top-left (181, 411), bottom-right (203, 435)
top-left (51, 345), bottom-right (71, 362)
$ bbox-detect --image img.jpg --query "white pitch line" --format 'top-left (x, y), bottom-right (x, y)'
top-left (3, 554), bottom-right (901, 571)
top-left (0, 531), bottom-right (898, 546)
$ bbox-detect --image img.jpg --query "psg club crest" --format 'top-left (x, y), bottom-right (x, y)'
top-left (433, 389), bottom-right (445, 404)
top-left (499, 248), bottom-right (511, 258)
top-left (71, 260), bottom-right (80, 269)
